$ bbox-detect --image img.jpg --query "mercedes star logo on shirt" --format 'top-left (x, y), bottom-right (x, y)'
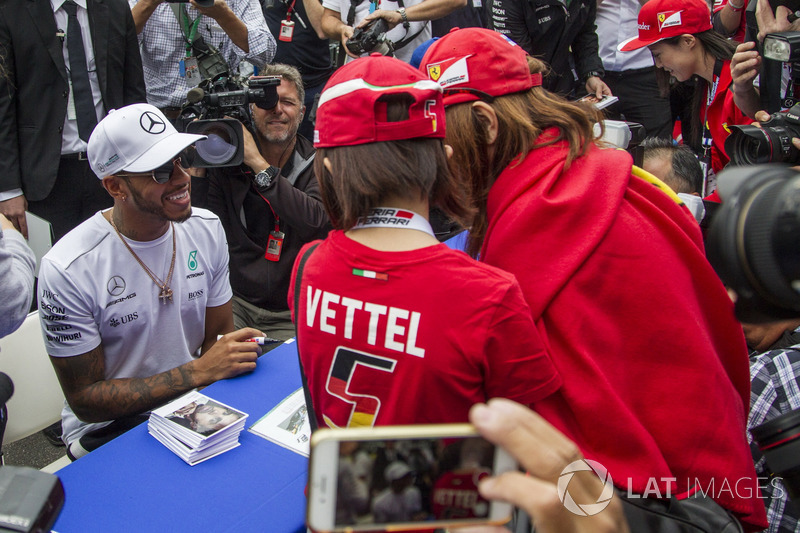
top-left (140, 111), bottom-right (166, 134)
top-left (107, 275), bottom-right (126, 296)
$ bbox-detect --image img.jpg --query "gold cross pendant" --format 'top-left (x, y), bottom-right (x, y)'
top-left (159, 287), bottom-right (174, 303)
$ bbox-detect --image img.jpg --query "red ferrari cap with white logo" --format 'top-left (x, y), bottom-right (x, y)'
top-left (313, 54), bottom-right (445, 148)
top-left (420, 27), bottom-right (543, 107)
top-left (618, 0), bottom-right (712, 52)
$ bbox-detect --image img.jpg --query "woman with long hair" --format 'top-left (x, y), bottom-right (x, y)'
top-left (421, 27), bottom-right (767, 530)
top-left (619, 0), bottom-right (751, 181)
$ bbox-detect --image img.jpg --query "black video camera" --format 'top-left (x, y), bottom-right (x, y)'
top-left (725, 102), bottom-right (800, 165)
top-left (346, 18), bottom-right (394, 56)
top-left (180, 75), bottom-right (280, 167)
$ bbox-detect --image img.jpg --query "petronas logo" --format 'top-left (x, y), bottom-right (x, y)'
top-left (188, 250), bottom-right (198, 271)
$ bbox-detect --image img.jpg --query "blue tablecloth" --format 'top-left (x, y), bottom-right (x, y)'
top-left (53, 340), bottom-right (308, 533)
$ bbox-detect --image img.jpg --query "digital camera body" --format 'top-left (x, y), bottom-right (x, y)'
top-left (346, 18), bottom-right (394, 56)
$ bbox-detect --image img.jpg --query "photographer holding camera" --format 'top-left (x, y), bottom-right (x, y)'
top-left (193, 64), bottom-right (331, 341)
top-left (706, 166), bottom-right (800, 533)
top-left (320, 0), bottom-right (465, 63)
top-left (130, 0), bottom-right (275, 116)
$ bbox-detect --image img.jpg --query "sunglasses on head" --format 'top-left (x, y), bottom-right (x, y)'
top-left (117, 147), bottom-right (196, 184)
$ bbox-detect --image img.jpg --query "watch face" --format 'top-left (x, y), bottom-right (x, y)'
top-left (255, 171), bottom-right (271, 188)
top-left (255, 167), bottom-right (278, 188)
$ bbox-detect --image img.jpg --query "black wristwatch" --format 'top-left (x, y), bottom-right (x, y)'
top-left (582, 70), bottom-right (603, 84)
top-left (254, 166), bottom-right (280, 189)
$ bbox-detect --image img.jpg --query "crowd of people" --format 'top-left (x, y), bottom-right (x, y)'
top-left (1, 0), bottom-right (800, 531)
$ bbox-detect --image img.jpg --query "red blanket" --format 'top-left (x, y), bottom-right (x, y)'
top-left (480, 133), bottom-right (767, 530)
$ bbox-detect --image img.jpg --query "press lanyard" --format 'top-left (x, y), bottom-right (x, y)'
top-left (352, 208), bottom-right (435, 237)
top-left (700, 61), bottom-right (723, 195)
top-left (285, 0), bottom-right (297, 20)
top-left (255, 189), bottom-right (285, 262)
top-left (280, 0), bottom-right (298, 41)
top-left (178, 5), bottom-right (203, 56)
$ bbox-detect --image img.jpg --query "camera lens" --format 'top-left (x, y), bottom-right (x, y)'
top-left (725, 126), bottom-right (775, 165)
top-left (194, 123), bottom-right (238, 166)
top-left (751, 408), bottom-right (800, 502)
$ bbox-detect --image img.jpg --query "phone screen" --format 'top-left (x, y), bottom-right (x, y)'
top-left (332, 435), bottom-right (503, 529)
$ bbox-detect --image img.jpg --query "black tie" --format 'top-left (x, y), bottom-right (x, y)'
top-left (62, 1), bottom-right (97, 142)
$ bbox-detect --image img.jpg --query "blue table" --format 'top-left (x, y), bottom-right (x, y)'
top-left (53, 340), bottom-right (308, 533)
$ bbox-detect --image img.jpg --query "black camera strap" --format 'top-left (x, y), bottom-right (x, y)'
top-left (346, 0), bottom-right (359, 26)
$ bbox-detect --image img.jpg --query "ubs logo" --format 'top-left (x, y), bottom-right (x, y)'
top-left (140, 111), bottom-right (166, 135)
top-left (110, 313), bottom-right (138, 327)
top-left (107, 276), bottom-right (126, 296)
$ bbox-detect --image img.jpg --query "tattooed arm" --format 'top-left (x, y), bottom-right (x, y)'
top-left (49, 325), bottom-right (263, 423)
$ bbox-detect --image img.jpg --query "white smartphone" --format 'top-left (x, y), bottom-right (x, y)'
top-left (307, 424), bottom-right (518, 532)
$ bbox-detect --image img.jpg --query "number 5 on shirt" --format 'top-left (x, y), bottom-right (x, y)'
top-left (322, 347), bottom-right (396, 429)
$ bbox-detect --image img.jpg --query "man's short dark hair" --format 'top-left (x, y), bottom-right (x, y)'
top-left (641, 137), bottom-right (704, 195)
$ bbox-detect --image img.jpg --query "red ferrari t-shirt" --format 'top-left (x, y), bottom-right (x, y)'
top-left (288, 230), bottom-right (561, 429)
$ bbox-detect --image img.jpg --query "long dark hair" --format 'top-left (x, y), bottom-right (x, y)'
top-left (654, 30), bottom-right (737, 146)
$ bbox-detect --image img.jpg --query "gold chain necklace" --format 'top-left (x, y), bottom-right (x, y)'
top-left (108, 209), bottom-right (176, 303)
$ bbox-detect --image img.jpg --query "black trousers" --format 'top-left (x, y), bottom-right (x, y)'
top-left (27, 156), bottom-right (112, 242)
top-left (602, 66), bottom-right (674, 140)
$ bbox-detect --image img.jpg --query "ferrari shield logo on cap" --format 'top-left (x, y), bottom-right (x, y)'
top-left (427, 56), bottom-right (471, 88)
top-left (657, 11), bottom-right (683, 32)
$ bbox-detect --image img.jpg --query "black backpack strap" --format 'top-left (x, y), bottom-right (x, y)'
top-left (294, 242), bottom-right (320, 432)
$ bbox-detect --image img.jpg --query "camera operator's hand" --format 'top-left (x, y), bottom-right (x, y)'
top-left (340, 25), bottom-right (359, 59)
top-left (192, 0), bottom-right (230, 19)
top-left (753, 109), bottom-right (772, 125)
top-left (731, 41), bottom-right (762, 119)
top-left (190, 0), bottom-right (250, 52)
top-left (462, 399), bottom-right (631, 533)
top-left (238, 120), bottom-right (270, 174)
top-left (359, 9), bottom-right (403, 31)
top-left (755, 0), bottom-right (800, 40)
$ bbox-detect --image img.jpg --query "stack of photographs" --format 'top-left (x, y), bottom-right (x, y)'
top-left (148, 390), bottom-right (248, 466)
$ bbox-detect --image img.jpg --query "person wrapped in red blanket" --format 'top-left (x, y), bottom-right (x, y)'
top-left (421, 28), bottom-right (767, 531)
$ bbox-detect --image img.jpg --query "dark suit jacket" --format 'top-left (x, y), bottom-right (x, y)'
top-left (0, 0), bottom-right (146, 201)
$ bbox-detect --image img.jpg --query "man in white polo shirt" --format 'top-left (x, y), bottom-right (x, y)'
top-left (38, 103), bottom-right (263, 460)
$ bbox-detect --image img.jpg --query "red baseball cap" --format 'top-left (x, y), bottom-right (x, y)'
top-left (618, 0), bottom-right (712, 52)
top-left (420, 28), bottom-right (543, 107)
top-left (313, 55), bottom-right (445, 148)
